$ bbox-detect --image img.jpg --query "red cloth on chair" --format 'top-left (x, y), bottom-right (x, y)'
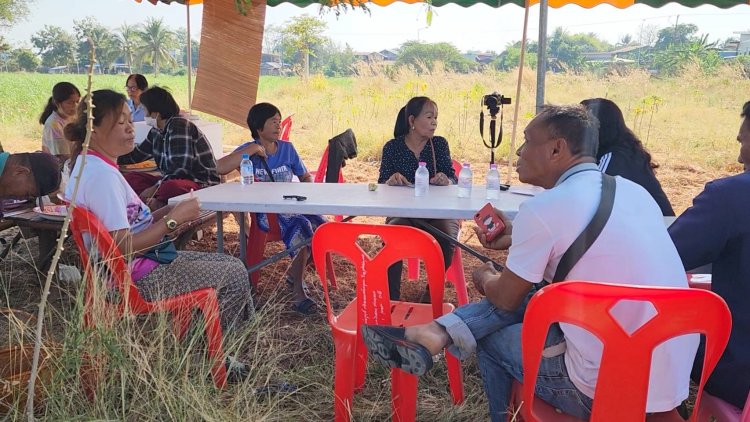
top-left (124, 172), bottom-right (200, 203)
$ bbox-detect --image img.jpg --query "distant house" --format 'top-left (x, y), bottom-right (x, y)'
top-left (353, 51), bottom-right (385, 64)
top-left (738, 31), bottom-right (750, 55)
top-left (378, 49), bottom-right (398, 61)
top-left (260, 61), bottom-right (284, 76)
top-left (262, 53), bottom-right (281, 64)
top-left (582, 45), bottom-right (647, 62)
top-left (47, 65), bottom-right (68, 74)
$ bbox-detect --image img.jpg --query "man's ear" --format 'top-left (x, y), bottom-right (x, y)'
top-left (11, 165), bottom-right (31, 177)
top-left (549, 137), bottom-right (567, 159)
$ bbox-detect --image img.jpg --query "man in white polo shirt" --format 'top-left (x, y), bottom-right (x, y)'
top-left (362, 104), bottom-right (697, 421)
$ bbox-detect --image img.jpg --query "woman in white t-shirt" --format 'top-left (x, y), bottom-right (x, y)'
top-left (39, 82), bottom-right (80, 162)
top-left (64, 89), bottom-right (254, 382)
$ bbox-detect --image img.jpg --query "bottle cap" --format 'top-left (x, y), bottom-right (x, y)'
top-left (242, 154), bottom-right (249, 159)
top-left (418, 161), bottom-right (426, 166)
top-left (463, 162), bottom-right (470, 167)
top-left (490, 164), bottom-right (497, 169)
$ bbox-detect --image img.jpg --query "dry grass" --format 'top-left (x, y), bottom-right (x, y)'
top-left (1, 66), bottom-right (748, 419)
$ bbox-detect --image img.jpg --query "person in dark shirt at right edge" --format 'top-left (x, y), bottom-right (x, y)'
top-left (668, 100), bottom-right (750, 411)
top-left (581, 98), bottom-right (675, 216)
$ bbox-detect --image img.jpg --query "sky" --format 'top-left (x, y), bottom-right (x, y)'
top-left (4, 0), bottom-right (750, 53)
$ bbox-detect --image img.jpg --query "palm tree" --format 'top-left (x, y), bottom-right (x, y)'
top-left (137, 17), bottom-right (176, 76)
top-left (116, 23), bottom-right (141, 73)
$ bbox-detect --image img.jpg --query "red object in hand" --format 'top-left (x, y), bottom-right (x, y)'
top-left (474, 202), bottom-right (505, 242)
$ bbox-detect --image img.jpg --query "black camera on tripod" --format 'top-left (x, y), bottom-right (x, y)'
top-left (482, 92), bottom-right (512, 116)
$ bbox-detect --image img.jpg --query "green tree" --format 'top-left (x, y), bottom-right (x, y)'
top-left (281, 15), bottom-right (327, 78)
top-left (74, 17), bottom-right (120, 73)
top-left (175, 28), bottom-right (200, 69)
top-left (137, 17), bottom-right (177, 76)
top-left (116, 23), bottom-right (141, 73)
top-left (652, 34), bottom-right (719, 75)
top-left (314, 40), bottom-right (355, 76)
top-left (547, 28), bottom-right (611, 72)
top-left (654, 23), bottom-right (699, 50)
top-left (31, 25), bottom-right (76, 68)
top-left (10, 48), bottom-right (39, 71)
top-left (616, 34), bottom-right (634, 47)
top-left (495, 40), bottom-right (538, 71)
top-left (0, 0), bottom-right (31, 28)
top-left (396, 41), bottom-right (475, 73)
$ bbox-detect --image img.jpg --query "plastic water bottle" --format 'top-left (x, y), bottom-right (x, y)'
top-left (414, 161), bottom-right (429, 197)
top-left (240, 154), bottom-right (254, 185)
top-left (457, 162), bottom-right (473, 198)
top-left (486, 163), bottom-right (501, 199)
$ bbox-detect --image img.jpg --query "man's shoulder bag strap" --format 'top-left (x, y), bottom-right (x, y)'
top-left (551, 173), bottom-right (617, 283)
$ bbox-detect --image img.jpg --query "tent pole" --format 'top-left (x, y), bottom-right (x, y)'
top-left (536, 0), bottom-right (548, 113)
top-left (186, 2), bottom-right (193, 114)
top-left (507, 0), bottom-right (531, 185)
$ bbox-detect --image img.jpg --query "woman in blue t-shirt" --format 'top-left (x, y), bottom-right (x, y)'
top-left (221, 103), bottom-right (324, 315)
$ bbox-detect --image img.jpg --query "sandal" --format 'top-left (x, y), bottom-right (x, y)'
top-left (361, 325), bottom-right (433, 376)
top-left (254, 381), bottom-right (298, 397)
top-left (291, 297), bottom-right (319, 316)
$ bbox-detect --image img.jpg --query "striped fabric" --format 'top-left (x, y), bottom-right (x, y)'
top-left (598, 152), bottom-right (612, 173)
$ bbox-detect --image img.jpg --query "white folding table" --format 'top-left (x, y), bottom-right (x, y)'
top-left (169, 181), bottom-right (532, 256)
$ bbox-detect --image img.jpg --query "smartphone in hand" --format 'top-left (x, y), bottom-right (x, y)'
top-left (474, 203), bottom-right (506, 242)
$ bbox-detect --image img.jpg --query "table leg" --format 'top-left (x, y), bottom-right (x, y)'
top-left (216, 211), bottom-right (224, 253)
top-left (37, 229), bottom-right (58, 271)
top-left (239, 212), bottom-right (246, 266)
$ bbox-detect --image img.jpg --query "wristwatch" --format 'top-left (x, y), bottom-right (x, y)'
top-left (164, 216), bottom-right (178, 231)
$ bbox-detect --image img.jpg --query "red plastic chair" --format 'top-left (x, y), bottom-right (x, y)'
top-left (509, 280), bottom-right (732, 422)
top-left (407, 160), bottom-right (469, 305)
top-left (280, 115), bottom-right (293, 141)
top-left (695, 390), bottom-right (750, 422)
top-left (311, 145), bottom-right (345, 185)
top-left (311, 222), bottom-right (464, 422)
top-left (70, 207), bottom-right (228, 388)
top-left (245, 212), bottom-right (337, 290)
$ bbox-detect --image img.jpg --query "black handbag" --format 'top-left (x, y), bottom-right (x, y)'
top-left (142, 237), bottom-right (178, 264)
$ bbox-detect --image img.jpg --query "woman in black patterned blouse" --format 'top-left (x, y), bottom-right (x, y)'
top-left (378, 96), bottom-right (459, 301)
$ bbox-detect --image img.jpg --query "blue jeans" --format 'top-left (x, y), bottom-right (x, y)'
top-left (435, 293), bottom-right (592, 421)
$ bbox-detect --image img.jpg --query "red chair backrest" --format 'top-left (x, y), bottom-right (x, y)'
top-left (311, 222), bottom-right (446, 325)
top-left (70, 207), bottom-right (148, 318)
top-left (522, 280), bottom-right (732, 422)
top-left (280, 115), bottom-right (293, 141)
top-left (451, 159), bottom-right (462, 177)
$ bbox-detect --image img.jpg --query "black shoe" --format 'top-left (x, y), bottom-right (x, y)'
top-left (361, 325), bottom-right (433, 376)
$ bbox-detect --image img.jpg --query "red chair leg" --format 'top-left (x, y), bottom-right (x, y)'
top-left (171, 308), bottom-right (192, 340)
top-left (447, 247), bottom-right (469, 306)
top-left (391, 369), bottom-right (419, 422)
top-left (201, 299), bottom-right (227, 389)
top-left (245, 223), bottom-right (268, 289)
top-left (333, 338), bottom-right (357, 422)
top-left (445, 351), bottom-right (465, 404)
top-left (354, 336), bottom-right (368, 392)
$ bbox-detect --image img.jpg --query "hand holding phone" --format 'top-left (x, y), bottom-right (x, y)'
top-left (474, 203), bottom-right (506, 242)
